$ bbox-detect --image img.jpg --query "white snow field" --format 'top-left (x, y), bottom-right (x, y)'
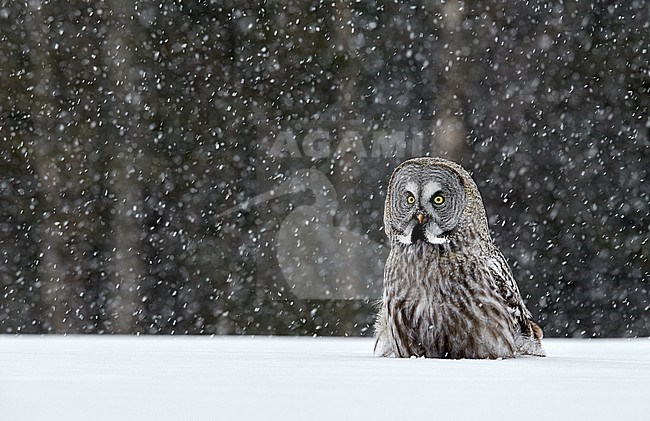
top-left (1, 336), bottom-right (649, 421)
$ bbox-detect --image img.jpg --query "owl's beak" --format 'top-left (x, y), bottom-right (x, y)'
top-left (416, 213), bottom-right (425, 225)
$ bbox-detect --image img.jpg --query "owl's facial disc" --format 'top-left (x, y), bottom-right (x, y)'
top-left (391, 171), bottom-right (463, 246)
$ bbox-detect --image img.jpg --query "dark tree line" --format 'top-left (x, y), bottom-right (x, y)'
top-left (0, 0), bottom-right (648, 336)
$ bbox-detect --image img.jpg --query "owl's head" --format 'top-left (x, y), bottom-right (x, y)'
top-left (384, 157), bottom-right (489, 246)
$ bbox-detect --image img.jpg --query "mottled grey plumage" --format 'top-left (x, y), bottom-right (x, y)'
top-left (374, 157), bottom-right (545, 359)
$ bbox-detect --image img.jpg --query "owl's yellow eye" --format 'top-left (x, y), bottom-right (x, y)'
top-left (406, 194), bottom-right (416, 205)
top-left (432, 195), bottom-right (444, 205)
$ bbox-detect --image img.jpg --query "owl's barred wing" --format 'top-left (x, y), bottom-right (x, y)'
top-left (485, 251), bottom-right (532, 319)
top-left (484, 249), bottom-right (544, 345)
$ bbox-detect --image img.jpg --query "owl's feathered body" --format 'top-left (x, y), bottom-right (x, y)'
top-left (374, 157), bottom-right (544, 359)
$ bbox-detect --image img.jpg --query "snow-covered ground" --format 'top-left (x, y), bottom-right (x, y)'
top-left (1, 336), bottom-right (648, 420)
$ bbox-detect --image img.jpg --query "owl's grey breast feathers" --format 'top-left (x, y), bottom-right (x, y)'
top-left (374, 157), bottom-right (545, 359)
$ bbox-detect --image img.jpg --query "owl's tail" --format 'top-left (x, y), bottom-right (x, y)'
top-left (517, 320), bottom-right (546, 357)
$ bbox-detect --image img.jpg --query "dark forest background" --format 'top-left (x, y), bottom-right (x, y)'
top-left (1, 1), bottom-right (648, 336)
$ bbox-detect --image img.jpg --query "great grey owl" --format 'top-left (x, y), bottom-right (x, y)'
top-left (374, 157), bottom-right (545, 359)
